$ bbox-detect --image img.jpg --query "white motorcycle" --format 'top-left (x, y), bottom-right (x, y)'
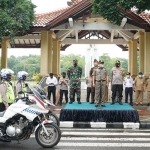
top-left (15, 86), bottom-right (60, 127)
top-left (0, 91), bottom-right (61, 148)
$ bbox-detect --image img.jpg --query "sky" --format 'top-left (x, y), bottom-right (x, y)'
top-left (0, 0), bottom-right (129, 59)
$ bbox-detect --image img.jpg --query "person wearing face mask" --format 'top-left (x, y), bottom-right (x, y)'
top-left (89, 59), bottom-right (98, 104)
top-left (93, 60), bottom-right (109, 107)
top-left (59, 72), bottom-right (69, 105)
top-left (0, 68), bottom-right (15, 112)
top-left (110, 60), bottom-right (125, 105)
top-left (46, 73), bottom-right (58, 104)
top-left (67, 59), bottom-right (82, 104)
top-left (16, 71), bottom-right (28, 98)
top-left (146, 74), bottom-right (150, 106)
top-left (124, 72), bottom-right (134, 106)
top-left (134, 72), bottom-right (146, 106)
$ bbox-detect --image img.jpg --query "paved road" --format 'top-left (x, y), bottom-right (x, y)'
top-left (1, 128), bottom-right (150, 150)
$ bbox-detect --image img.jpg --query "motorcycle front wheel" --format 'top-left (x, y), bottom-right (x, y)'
top-left (46, 111), bottom-right (60, 127)
top-left (35, 123), bottom-right (61, 148)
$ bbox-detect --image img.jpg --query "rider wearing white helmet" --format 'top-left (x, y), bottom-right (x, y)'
top-left (16, 71), bottom-right (28, 98)
top-left (0, 68), bottom-right (15, 112)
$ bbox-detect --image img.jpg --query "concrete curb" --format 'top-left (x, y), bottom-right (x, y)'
top-left (60, 121), bottom-right (150, 129)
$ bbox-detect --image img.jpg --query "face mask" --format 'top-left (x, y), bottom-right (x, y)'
top-left (94, 63), bottom-right (98, 67)
top-left (115, 64), bottom-right (120, 67)
top-left (74, 63), bottom-right (77, 66)
top-left (127, 75), bottom-right (130, 78)
top-left (139, 75), bottom-right (142, 78)
top-left (98, 64), bottom-right (103, 68)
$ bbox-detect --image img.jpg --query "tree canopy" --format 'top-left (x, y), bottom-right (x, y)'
top-left (92, 0), bottom-right (150, 25)
top-left (0, 53), bottom-right (132, 80)
top-left (0, 0), bottom-right (36, 41)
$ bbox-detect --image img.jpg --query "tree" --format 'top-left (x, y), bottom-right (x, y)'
top-left (60, 54), bottom-right (85, 78)
top-left (100, 53), bottom-right (128, 77)
top-left (0, 0), bottom-right (36, 41)
top-left (92, 0), bottom-right (150, 25)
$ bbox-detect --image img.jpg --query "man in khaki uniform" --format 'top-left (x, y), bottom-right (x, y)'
top-left (102, 61), bottom-right (109, 102)
top-left (93, 60), bottom-right (109, 107)
top-left (89, 59), bottom-right (98, 104)
top-left (134, 72), bottom-right (146, 106)
top-left (145, 74), bottom-right (150, 106)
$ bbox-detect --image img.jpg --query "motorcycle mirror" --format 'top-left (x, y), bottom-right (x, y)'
top-left (27, 91), bottom-right (33, 94)
top-left (18, 91), bottom-right (24, 94)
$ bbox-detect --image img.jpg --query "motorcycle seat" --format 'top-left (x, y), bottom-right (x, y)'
top-left (0, 111), bottom-right (5, 117)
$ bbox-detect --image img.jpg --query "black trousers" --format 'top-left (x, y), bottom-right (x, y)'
top-left (60, 90), bottom-right (68, 103)
top-left (48, 86), bottom-right (56, 104)
top-left (125, 87), bottom-right (133, 104)
top-left (0, 103), bottom-right (12, 112)
top-left (112, 84), bottom-right (123, 103)
top-left (86, 87), bottom-right (91, 102)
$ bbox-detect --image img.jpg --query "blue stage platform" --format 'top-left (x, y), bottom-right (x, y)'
top-left (59, 102), bottom-right (139, 123)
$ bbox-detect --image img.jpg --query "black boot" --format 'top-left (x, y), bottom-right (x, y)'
top-left (111, 100), bottom-right (115, 105)
top-left (77, 98), bottom-right (81, 104)
top-left (69, 99), bottom-right (73, 104)
top-left (119, 100), bottom-right (123, 105)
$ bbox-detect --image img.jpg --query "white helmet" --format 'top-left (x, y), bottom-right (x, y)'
top-left (17, 71), bottom-right (28, 80)
top-left (0, 68), bottom-right (14, 79)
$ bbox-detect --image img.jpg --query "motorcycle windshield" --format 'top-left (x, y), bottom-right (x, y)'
top-left (29, 86), bottom-right (43, 101)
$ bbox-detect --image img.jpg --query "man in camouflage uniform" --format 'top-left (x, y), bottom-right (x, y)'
top-left (67, 59), bottom-right (82, 104)
top-left (93, 60), bottom-right (109, 107)
top-left (89, 59), bottom-right (98, 104)
top-left (111, 60), bottom-right (125, 105)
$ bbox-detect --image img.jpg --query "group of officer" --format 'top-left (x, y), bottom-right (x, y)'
top-left (87, 59), bottom-right (125, 107)
top-left (0, 68), bottom-right (28, 112)
top-left (87, 59), bottom-right (150, 107)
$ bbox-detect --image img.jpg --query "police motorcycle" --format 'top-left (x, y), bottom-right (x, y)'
top-left (0, 90), bottom-right (61, 148)
top-left (15, 85), bottom-right (60, 127)
top-left (0, 69), bottom-right (61, 148)
top-left (16, 71), bottom-right (60, 127)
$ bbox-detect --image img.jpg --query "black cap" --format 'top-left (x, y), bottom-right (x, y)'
top-left (73, 59), bottom-right (78, 63)
top-left (116, 60), bottom-right (120, 64)
top-left (138, 72), bottom-right (143, 75)
top-left (62, 72), bottom-right (66, 75)
top-left (99, 60), bottom-right (104, 64)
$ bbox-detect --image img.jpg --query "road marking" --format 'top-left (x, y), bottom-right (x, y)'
top-left (56, 142), bottom-right (150, 147)
top-left (60, 137), bottom-right (150, 141)
top-left (62, 132), bottom-right (150, 136)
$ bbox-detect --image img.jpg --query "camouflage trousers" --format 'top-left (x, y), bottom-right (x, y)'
top-left (69, 79), bottom-right (81, 100)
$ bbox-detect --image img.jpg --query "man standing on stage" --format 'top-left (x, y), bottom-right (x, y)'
top-left (111, 60), bottom-right (125, 105)
top-left (89, 59), bottom-right (98, 104)
top-left (93, 60), bottom-right (109, 107)
top-left (67, 59), bottom-right (82, 104)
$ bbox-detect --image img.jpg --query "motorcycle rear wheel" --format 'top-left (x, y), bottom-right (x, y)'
top-left (46, 111), bottom-right (60, 127)
top-left (35, 123), bottom-right (61, 148)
